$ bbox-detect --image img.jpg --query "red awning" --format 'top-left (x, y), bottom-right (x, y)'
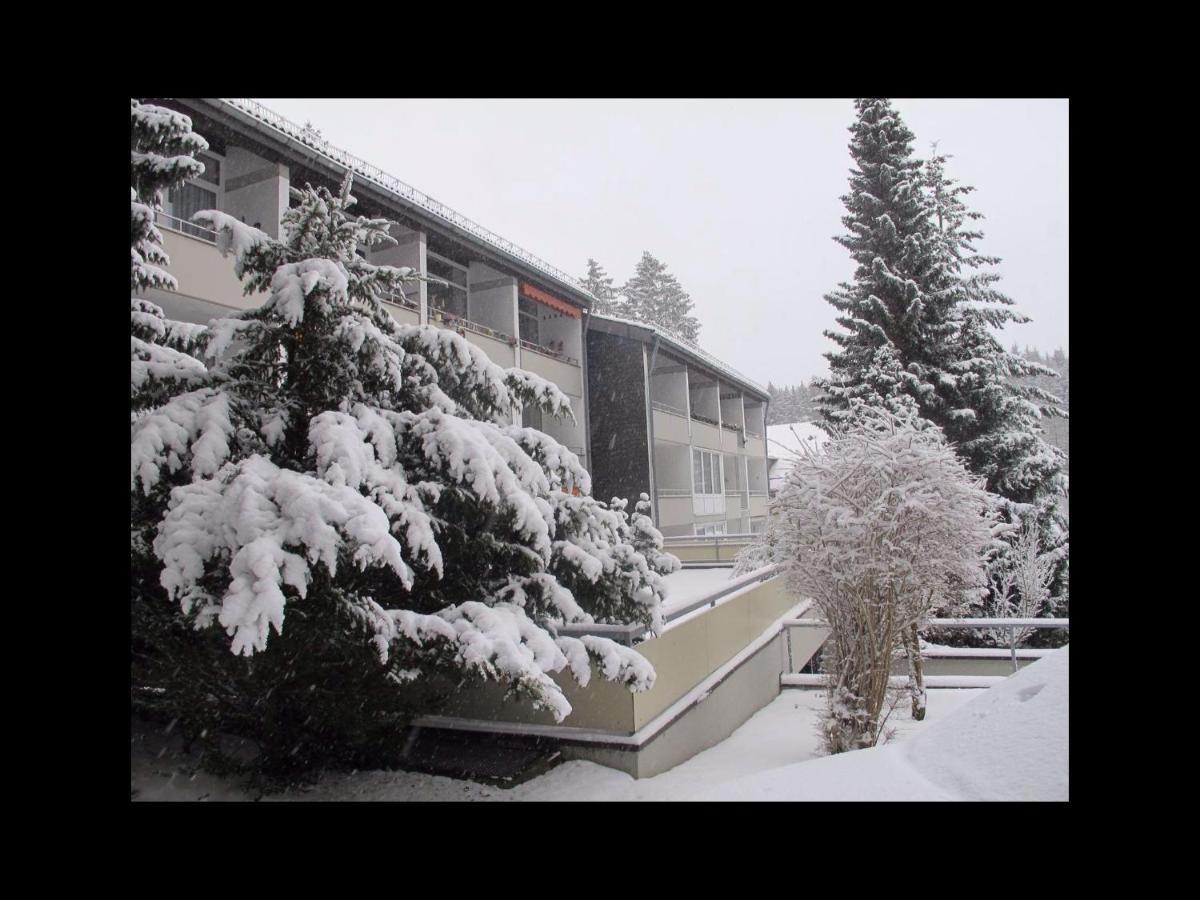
top-left (520, 282), bottom-right (580, 319)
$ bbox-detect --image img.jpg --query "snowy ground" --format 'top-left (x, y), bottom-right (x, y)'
top-left (132, 647), bottom-right (1067, 802)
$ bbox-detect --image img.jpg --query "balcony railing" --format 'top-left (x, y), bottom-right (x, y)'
top-left (430, 310), bottom-right (515, 345)
top-left (651, 400), bottom-right (688, 418)
top-left (657, 487), bottom-right (693, 498)
top-left (519, 337), bottom-right (579, 367)
top-left (154, 210), bottom-right (218, 245)
top-left (379, 288), bottom-right (419, 312)
top-left (691, 412), bottom-right (720, 428)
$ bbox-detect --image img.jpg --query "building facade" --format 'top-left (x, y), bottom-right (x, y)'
top-left (138, 98), bottom-right (773, 537)
top-left (586, 316), bottom-right (772, 537)
top-left (140, 97), bottom-right (593, 467)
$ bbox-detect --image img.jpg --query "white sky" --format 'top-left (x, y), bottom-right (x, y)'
top-left (258, 98), bottom-right (1068, 385)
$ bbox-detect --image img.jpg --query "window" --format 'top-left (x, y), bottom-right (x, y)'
top-left (427, 251), bottom-right (468, 320)
top-left (694, 523), bottom-right (727, 537)
top-left (519, 297), bottom-right (540, 344)
top-left (165, 150), bottom-right (223, 240)
top-left (691, 448), bottom-right (726, 517)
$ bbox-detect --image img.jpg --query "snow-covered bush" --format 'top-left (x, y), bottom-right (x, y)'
top-left (770, 404), bottom-right (996, 753)
top-left (130, 168), bottom-right (677, 778)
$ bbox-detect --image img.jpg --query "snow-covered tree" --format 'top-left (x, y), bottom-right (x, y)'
top-left (130, 173), bottom-right (678, 778)
top-left (130, 99), bottom-right (208, 293)
top-left (816, 99), bottom-right (938, 423)
top-left (920, 149), bottom-right (1068, 505)
top-left (621, 251), bottom-right (701, 343)
top-left (581, 258), bottom-right (622, 317)
top-left (770, 405), bottom-right (996, 752)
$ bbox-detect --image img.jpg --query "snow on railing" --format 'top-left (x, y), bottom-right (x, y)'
top-left (154, 210), bottom-right (218, 245)
top-left (786, 616), bottom-right (1070, 673)
top-left (556, 563), bottom-right (781, 646)
top-left (219, 98), bottom-right (596, 303)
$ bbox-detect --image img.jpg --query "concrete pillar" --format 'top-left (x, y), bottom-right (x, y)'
top-left (222, 146), bottom-right (289, 238)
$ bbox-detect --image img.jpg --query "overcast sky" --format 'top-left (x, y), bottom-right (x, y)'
top-left (258, 98), bottom-right (1068, 386)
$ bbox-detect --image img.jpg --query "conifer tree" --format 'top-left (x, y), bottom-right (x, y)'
top-left (130, 173), bottom-right (679, 780)
top-left (130, 100), bottom-right (209, 293)
top-left (621, 251), bottom-right (701, 343)
top-left (919, 149), bottom-right (1068, 505)
top-left (817, 99), bottom-right (937, 422)
top-left (581, 258), bottom-right (622, 317)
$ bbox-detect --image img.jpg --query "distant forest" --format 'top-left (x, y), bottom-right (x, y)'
top-left (766, 347), bottom-right (1069, 460)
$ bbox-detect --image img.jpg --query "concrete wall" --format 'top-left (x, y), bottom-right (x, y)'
top-left (369, 224), bottom-right (426, 314)
top-left (522, 351), bottom-right (584, 397)
top-left (464, 330), bottom-right (516, 368)
top-left (222, 146), bottom-right (289, 238)
top-left (468, 262), bottom-right (517, 336)
top-left (151, 228), bottom-right (267, 318)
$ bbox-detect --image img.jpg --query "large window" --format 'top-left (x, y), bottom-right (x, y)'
top-left (518, 297), bottom-right (540, 345)
top-left (691, 448), bottom-right (726, 516)
top-left (165, 150), bottom-right (223, 240)
top-left (427, 251), bottom-right (468, 320)
top-left (694, 522), bottom-right (727, 537)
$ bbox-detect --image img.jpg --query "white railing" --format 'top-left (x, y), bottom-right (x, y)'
top-left (154, 210), bottom-right (218, 244)
top-left (220, 98), bottom-right (595, 302)
top-left (556, 563), bottom-right (781, 646)
top-left (786, 616), bottom-right (1070, 673)
top-left (651, 400), bottom-right (688, 418)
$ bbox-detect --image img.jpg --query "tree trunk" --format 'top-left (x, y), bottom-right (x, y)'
top-left (905, 624), bottom-right (926, 721)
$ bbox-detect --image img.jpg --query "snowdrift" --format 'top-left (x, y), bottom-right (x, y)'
top-left (702, 645), bottom-right (1069, 801)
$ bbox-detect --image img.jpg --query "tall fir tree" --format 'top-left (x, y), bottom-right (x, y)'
top-left (919, 149), bottom-right (1067, 505)
top-left (816, 99), bottom-right (937, 422)
top-left (130, 171), bottom-right (680, 780)
top-left (620, 251), bottom-right (701, 343)
top-left (581, 258), bottom-right (622, 317)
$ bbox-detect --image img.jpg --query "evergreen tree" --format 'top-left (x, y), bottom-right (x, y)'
top-left (130, 173), bottom-right (679, 781)
top-left (581, 258), bottom-right (622, 317)
top-left (816, 99), bottom-right (937, 422)
top-left (130, 99), bottom-right (208, 293)
top-left (621, 251), bottom-right (701, 343)
top-left (920, 149), bottom-right (1068, 505)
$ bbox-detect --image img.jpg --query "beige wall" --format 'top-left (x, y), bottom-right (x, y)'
top-left (652, 408), bottom-right (691, 445)
top-left (433, 574), bottom-right (795, 736)
top-left (463, 330), bottom-right (516, 368)
top-left (159, 228), bottom-right (265, 312)
top-left (522, 350), bottom-right (583, 397)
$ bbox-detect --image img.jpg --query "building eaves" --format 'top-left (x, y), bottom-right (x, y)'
top-left (590, 314), bottom-right (769, 399)
top-left (201, 98), bottom-right (597, 309)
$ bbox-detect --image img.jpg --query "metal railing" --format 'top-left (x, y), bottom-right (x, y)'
top-left (221, 98), bottom-right (595, 302)
top-left (651, 400), bottom-right (688, 418)
top-left (154, 210), bottom-right (218, 244)
top-left (787, 616), bottom-right (1070, 674)
top-left (555, 563), bottom-right (781, 646)
top-left (518, 337), bottom-right (579, 367)
top-left (429, 310), bottom-right (514, 344)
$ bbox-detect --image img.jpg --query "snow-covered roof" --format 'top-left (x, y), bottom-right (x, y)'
top-left (590, 314), bottom-right (769, 399)
top-left (210, 98), bottom-right (597, 308)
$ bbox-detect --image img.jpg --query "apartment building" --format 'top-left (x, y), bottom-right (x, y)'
top-left (139, 97), bottom-right (593, 467)
top-left (586, 316), bottom-right (771, 537)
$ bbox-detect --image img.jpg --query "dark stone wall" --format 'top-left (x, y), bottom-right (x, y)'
top-left (586, 330), bottom-right (651, 506)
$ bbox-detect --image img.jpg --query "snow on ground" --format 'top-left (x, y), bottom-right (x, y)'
top-left (703, 645), bottom-right (1069, 802)
top-left (131, 685), bottom-right (983, 801)
top-left (659, 567), bottom-right (736, 615)
top-left (132, 645), bottom-right (1067, 802)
